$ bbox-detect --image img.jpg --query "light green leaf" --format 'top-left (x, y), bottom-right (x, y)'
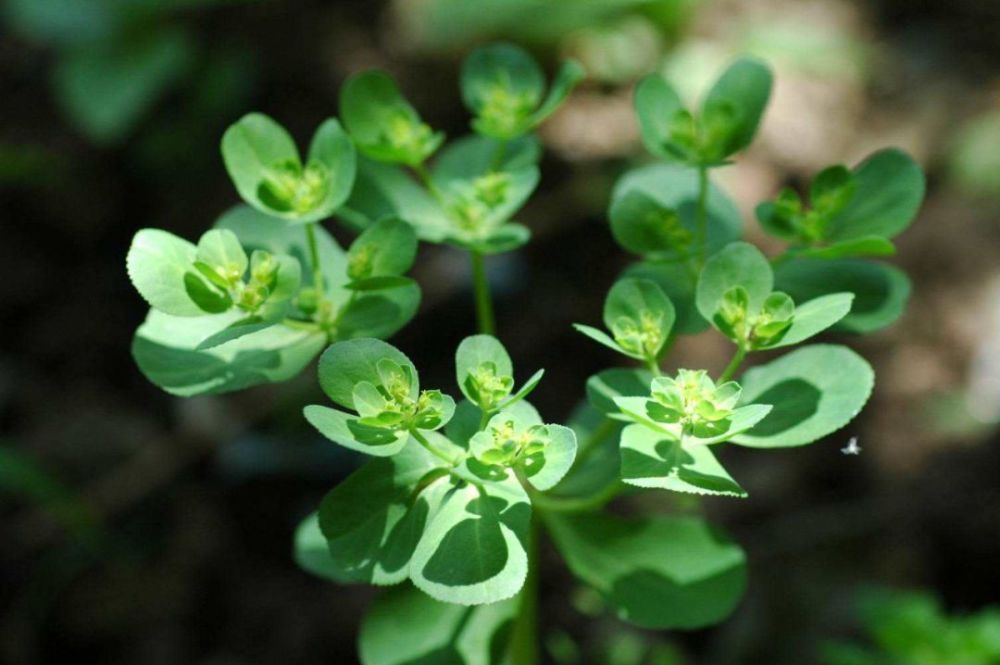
top-left (127, 228), bottom-right (203, 316)
top-left (546, 512), bottom-right (747, 629)
top-left (472, 223), bottom-right (532, 255)
top-left (775, 258), bottom-right (911, 333)
top-left (410, 473), bottom-right (531, 605)
top-left (461, 42), bottom-right (544, 139)
top-left (432, 134), bottom-right (541, 183)
top-left (619, 424), bottom-right (746, 497)
top-left (221, 114), bottom-right (297, 205)
top-left (340, 71), bottom-right (444, 166)
top-left (293, 512), bottom-right (351, 583)
top-left (696, 241), bottom-right (773, 321)
top-left (826, 149), bottom-right (924, 241)
top-left (132, 310), bottom-right (326, 396)
top-left (317, 338), bottom-right (418, 410)
top-left (194, 317), bottom-right (272, 351)
top-left (359, 584), bottom-right (518, 665)
top-left (732, 344), bottom-right (874, 448)
top-left (760, 293), bottom-right (854, 349)
top-left (611, 163), bottom-right (743, 261)
top-left (345, 275), bottom-right (415, 292)
top-left (572, 324), bottom-right (626, 356)
top-left (317, 441), bottom-right (448, 585)
top-left (634, 73), bottom-right (685, 162)
top-left (303, 405), bottom-right (410, 457)
top-left (702, 56), bottom-right (773, 157)
top-left (525, 424), bottom-right (577, 491)
top-left (498, 369), bottom-right (544, 410)
top-left (196, 228), bottom-right (248, 278)
top-left (586, 368), bottom-right (653, 416)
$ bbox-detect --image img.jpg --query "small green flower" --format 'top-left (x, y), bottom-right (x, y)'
top-left (647, 369), bottom-right (742, 438)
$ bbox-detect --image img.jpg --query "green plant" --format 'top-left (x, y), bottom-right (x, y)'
top-left (125, 43), bottom-right (924, 663)
top-left (822, 588), bottom-right (1000, 665)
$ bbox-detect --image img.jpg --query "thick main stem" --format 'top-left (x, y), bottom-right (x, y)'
top-left (696, 165), bottom-right (709, 267)
top-left (506, 517), bottom-right (539, 665)
top-left (470, 250), bottom-right (496, 335)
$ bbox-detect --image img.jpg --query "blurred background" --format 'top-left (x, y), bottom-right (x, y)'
top-left (2, 0), bottom-right (1000, 663)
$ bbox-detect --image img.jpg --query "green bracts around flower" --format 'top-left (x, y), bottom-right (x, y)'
top-left (461, 42), bottom-right (585, 140)
top-left (636, 57), bottom-right (772, 166)
top-left (221, 114), bottom-right (356, 223)
top-left (574, 277), bottom-right (675, 364)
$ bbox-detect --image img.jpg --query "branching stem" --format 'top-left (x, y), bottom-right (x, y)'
top-left (470, 251), bottom-right (496, 335)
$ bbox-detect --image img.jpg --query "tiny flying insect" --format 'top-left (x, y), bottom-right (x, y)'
top-left (841, 436), bottom-right (861, 455)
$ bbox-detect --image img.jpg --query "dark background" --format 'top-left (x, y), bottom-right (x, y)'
top-left (2, 0), bottom-right (1000, 663)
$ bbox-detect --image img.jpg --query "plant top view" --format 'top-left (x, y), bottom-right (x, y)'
top-left (125, 41), bottom-right (924, 664)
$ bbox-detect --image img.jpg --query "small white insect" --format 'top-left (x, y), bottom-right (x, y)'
top-left (841, 436), bottom-right (862, 455)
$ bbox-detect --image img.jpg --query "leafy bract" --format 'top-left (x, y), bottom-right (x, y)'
top-left (696, 241), bottom-right (773, 320)
top-left (574, 278), bottom-right (675, 362)
top-left (127, 229), bottom-right (203, 317)
top-left (346, 217), bottom-right (418, 282)
top-left (132, 309), bottom-right (326, 396)
top-left (461, 42), bottom-right (584, 140)
top-left (293, 512), bottom-right (350, 583)
top-left (359, 584), bottom-right (518, 665)
top-left (757, 149), bottom-right (924, 247)
top-left (732, 344), bottom-right (874, 448)
top-left (775, 258), bottom-right (911, 333)
top-left (610, 163), bottom-right (742, 262)
top-left (340, 71), bottom-right (444, 166)
top-left (623, 260), bottom-right (706, 334)
top-left (316, 440), bottom-right (449, 585)
top-left (546, 512), bottom-right (747, 629)
top-left (318, 338), bottom-right (417, 410)
top-left (619, 424), bottom-right (746, 497)
top-left (410, 471), bottom-right (531, 605)
top-left (303, 405), bottom-right (412, 457)
top-left (221, 114), bottom-right (356, 223)
top-left (635, 57), bottom-right (771, 165)
top-left (467, 407), bottom-right (577, 491)
top-left (586, 368), bottom-right (653, 416)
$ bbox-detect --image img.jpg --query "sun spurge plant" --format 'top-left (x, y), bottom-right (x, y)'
top-left (126, 44), bottom-right (924, 663)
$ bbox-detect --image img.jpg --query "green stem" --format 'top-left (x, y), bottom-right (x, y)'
top-left (696, 165), bottom-right (709, 268)
top-left (412, 162), bottom-right (447, 204)
top-left (719, 345), bottom-right (748, 383)
top-left (506, 517), bottom-right (539, 665)
top-left (531, 481), bottom-right (624, 513)
top-left (470, 250), bottom-right (496, 335)
top-left (305, 223), bottom-right (324, 300)
top-left (409, 428), bottom-right (457, 465)
top-left (645, 356), bottom-right (662, 377)
top-left (490, 139), bottom-right (508, 172)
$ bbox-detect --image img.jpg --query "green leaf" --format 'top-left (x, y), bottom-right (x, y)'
top-left (473, 223), bottom-right (532, 255)
top-left (586, 368), bottom-right (654, 416)
top-left (345, 275), bottom-right (415, 292)
top-left (795, 236), bottom-right (896, 260)
top-left (303, 405), bottom-right (410, 457)
top-left (194, 317), bottom-right (273, 351)
top-left (602, 278), bottom-right (675, 359)
top-left (293, 512), bottom-right (351, 583)
top-left (340, 71), bottom-right (444, 166)
top-left (499, 368), bottom-right (544, 411)
top-left (826, 149), bottom-right (925, 241)
top-left (317, 338), bottom-right (418, 410)
top-left (132, 310), bottom-right (326, 396)
top-left (759, 293), bottom-right (854, 349)
top-left (53, 29), bottom-right (193, 144)
top-left (775, 258), bottom-right (911, 333)
top-left (634, 73), bottom-right (685, 162)
top-left (696, 241), bottom-right (774, 321)
top-left (619, 424), bottom-right (746, 497)
top-left (613, 397), bottom-right (771, 446)
top-left (347, 217), bottom-right (418, 280)
top-left (546, 512), bottom-right (747, 629)
top-left (343, 158), bottom-right (452, 242)
top-left (572, 324), bottom-right (626, 356)
top-left (611, 163), bottom-right (742, 261)
top-left (221, 114), bottom-right (356, 223)
top-left (732, 344), bottom-right (874, 448)
top-left (410, 472), bottom-right (531, 605)
top-left (196, 228), bottom-right (248, 279)
top-left (317, 441), bottom-right (448, 585)
top-left (610, 191), bottom-right (693, 260)
top-left (531, 59), bottom-right (586, 125)
top-left (550, 404), bottom-right (623, 500)
top-left (127, 228), bottom-right (203, 316)
top-left (702, 56), bottom-right (773, 157)
top-left (359, 584), bottom-right (518, 665)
